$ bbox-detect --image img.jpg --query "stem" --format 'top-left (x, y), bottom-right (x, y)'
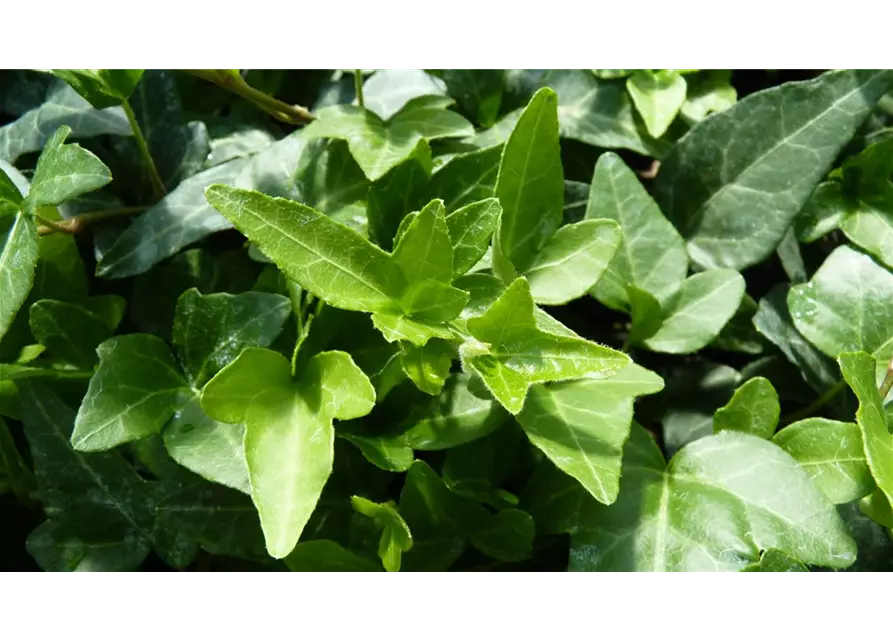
top-left (36, 207), bottom-right (148, 236)
top-left (183, 70), bottom-right (315, 125)
top-left (879, 356), bottom-right (893, 401)
top-left (354, 70), bottom-right (365, 107)
top-left (780, 379), bottom-right (847, 426)
top-left (122, 100), bottom-right (166, 199)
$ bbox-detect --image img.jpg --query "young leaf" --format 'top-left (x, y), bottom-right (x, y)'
top-left (644, 269), bottom-right (746, 354)
top-left (741, 549), bottom-right (808, 572)
top-left (566, 426), bottom-right (856, 571)
top-left (400, 339), bottom-right (455, 396)
top-left (462, 278), bottom-right (630, 414)
top-left (626, 286), bottom-right (663, 346)
top-left (172, 288), bottom-right (291, 387)
top-left (29, 300), bottom-right (112, 369)
top-left (361, 70), bottom-right (447, 120)
top-left (494, 87), bottom-right (563, 277)
top-left (0, 165), bottom-right (24, 216)
top-left (205, 185), bottom-right (406, 313)
top-left (839, 351), bottom-right (893, 509)
top-left (587, 152), bottom-right (688, 310)
top-left (627, 70), bottom-right (687, 138)
top-left (366, 140), bottom-right (432, 250)
top-left (0, 213), bottom-right (39, 342)
top-left (430, 145), bottom-right (502, 212)
top-left (713, 377), bottom-right (780, 440)
top-left (303, 100), bottom-right (474, 181)
top-left (71, 335), bottom-right (189, 451)
top-left (98, 159), bottom-right (248, 278)
top-left (351, 496), bottom-right (413, 572)
top-left (24, 126), bottom-right (112, 211)
top-left (516, 363), bottom-right (664, 504)
top-left (654, 69), bottom-right (893, 270)
top-left (442, 70), bottom-right (504, 128)
top-left (445, 198), bottom-right (500, 277)
top-left (773, 418), bottom-right (873, 505)
top-left (789, 246), bottom-right (893, 365)
top-left (51, 70), bottom-right (144, 109)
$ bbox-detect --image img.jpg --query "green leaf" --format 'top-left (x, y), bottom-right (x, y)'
top-left (172, 288), bottom-right (290, 387)
top-left (654, 69), bottom-right (893, 270)
top-left (23, 126), bottom-right (111, 211)
top-left (0, 415), bottom-right (35, 501)
top-left (303, 101), bottom-right (474, 181)
top-left (773, 418), bottom-right (873, 505)
top-left (443, 70), bottom-right (504, 127)
top-left (51, 70), bottom-right (144, 109)
top-left (26, 521), bottom-right (149, 572)
top-left (0, 165), bottom-right (23, 216)
top-left (391, 199), bottom-right (456, 287)
top-left (18, 381), bottom-right (156, 562)
top-left (567, 426), bottom-right (856, 571)
top-left (516, 363), bottom-right (664, 504)
top-left (741, 549), bottom-right (808, 572)
top-left (587, 152), bottom-right (688, 311)
top-left (71, 335), bottom-right (189, 451)
top-left (713, 377), bottom-right (780, 440)
top-left (399, 460), bottom-right (489, 570)
top-left (462, 278), bottom-right (630, 414)
top-left (29, 300), bottom-right (112, 368)
top-left (445, 198), bottom-right (500, 276)
top-left (644, 269), bottom-right (745, 354)
top-left (470, 509), bottom-right (534, 563)
top-left (859, 489), bottom-right (893, 529)
top-left (285, 540), bottom-right (380, 571)
top-left (627, 70), bottom-right (687, 138)
top-left (370, 312), bottom-right (455, 347)
top-left (351, 496), bottom-right (413, 571)
top-left (97, 159), bottom-right (248, 278)
top-left (795, 182), bottom-right (848, 243)
top-left (494, 87), bottom-right (563, 277)
top-left (839, 351), bottom-right (893, 509)
top-left (163, 398), bottom-right (249, 494)
top-left (400, 339), bottom-right (454, 395)
top-left (361, 70), bottom-right (447, 120)
top-left (430, 145), bottom-right (502, 212)
top-left (366, 140), bottom-right (432, 250)
top-left (0, 213), bottom-right (38, 342)
top-left (0, 81), bottom-right (131, 164)
top-left (626, 286), bottom-right (663, 346)
top-left (206, 185), bottom-right (406, 314)
top-left (789, 246), bottom-right (893, 365)
top-left (680, 70), bottom-right (737, 125)
top-left (202, 348), bottom-right (375, 558)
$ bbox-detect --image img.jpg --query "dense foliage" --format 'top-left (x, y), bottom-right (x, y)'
top-left (2, 68), bottom-right (893, 572)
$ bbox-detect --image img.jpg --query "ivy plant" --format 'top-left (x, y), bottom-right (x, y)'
top-left (2, 68), bottom-right (893, 572)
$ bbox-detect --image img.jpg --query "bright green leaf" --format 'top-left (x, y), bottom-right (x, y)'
top-left (29, 300), bottom-right (112, 369)
top-left (627, 70), bottom-right (687, 138)
top-left (351, 496), bottom-right (413, 572)
top-left (51, 70), bottom-right (144, 109)
top-left (713, 377), bottom-right (780, 439)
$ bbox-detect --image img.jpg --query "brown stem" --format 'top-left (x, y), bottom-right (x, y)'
top-left (37, 206), bottom-right (148, 236)
top-left (183, 70), bottom-right (315, 125)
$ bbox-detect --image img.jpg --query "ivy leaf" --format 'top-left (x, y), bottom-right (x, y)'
top-left (643, 269), bottom-right (745, 354)
top-left (680, 70), bottom-right (737, 125)
top-left (97, 159), bottom-right (248, 278)
top-left (351, 496), bottom-right (413, 572)
top-left (839, 351), bottom-right (893, 509)
top-left (400, 339), bottom-right (454, 396)
top-left (567, 426), bottom-right (857, 571)
top-left (29, 300), bottom-right (112, 369)
top-left (626, 70), bottom-right (687, 138)
top-left (391, 199), bottom-right (456, 288)
top-left (789, 246), bottom-right (893, 368)
top-left (71, 335), bottom-right (189, 452)
top-left (654, 69), bottom-right (893, 270)
top-left (795, 182), bottom-right (849, 243)
top-left (0, 81), bottom-right (130, 164)
top-left (430, 145), bottom-right (502, 212)
top-left (470, 509), bottom-right (535, 563)
top-left (0, 415), bottom-right (35, 501)
top-left (366, 140), bottom-right (432, 250)
top-left (201, 348), bottom-right (375, 558)
top-left (51, 70), bottom-right (144, 109)
top-left (741, 549), bottom-right (808, 572)
top-left (163, 398), bottom-right (250, 494)
top-left (626, 286), bottom-right (663, 346)
top-left (713, 377), bottom-right (780, 440)
top-left (587, 152), bottom-right (688, 311)
top-left (516, 362), bottom-right (664, 504)
top-left (0, 213), bottom-right (38, 342)
top-left (0, 165), bottom-right (23, 216)
top-left (462, 278), bottom-right (630, 414)
top-left (207, 184), bottom-right (406, 313)
top-left (442, 70), bottom-right (504, 128)
top-left (361, 70), bottom-right (447, 120)
top-left (445, 198), bottom-right (500, 277)
top-left (24, 126), bottom-right (112, 212)
top-left (285, 540), bottom-right (380, 571)
top-left (26, 520), bottom-right (149, 572)
top-left (773, 418), bottom-right (873, 505)
top-left (171, 288), bottom-right (290, 387)
top-left (303, 100), bottom-right (474, 181)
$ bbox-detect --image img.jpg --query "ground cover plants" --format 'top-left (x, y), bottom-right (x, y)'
top-left (1, 68), bottom-right (893, 572)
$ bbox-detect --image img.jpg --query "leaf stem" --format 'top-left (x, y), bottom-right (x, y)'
top-left (780, 378), bottom-right (847, 426)
top-left (878, 356), bottom-right (893, 401)
top-left (183, 70), bottom-right (315, 125)
top-left (354, 70), bottom-right (365, 108)
top-left (36, 207), bottom-right (148, 236)
top-left (122, 100), bottom-right (167, 199)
